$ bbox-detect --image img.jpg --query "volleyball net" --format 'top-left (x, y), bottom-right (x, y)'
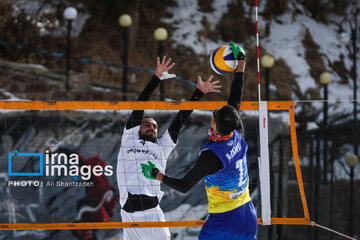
top-left (0, 100), bottom-right (310, 233)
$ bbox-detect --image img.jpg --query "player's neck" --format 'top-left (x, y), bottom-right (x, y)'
top-left (208, 128), bottom-right (233, 142)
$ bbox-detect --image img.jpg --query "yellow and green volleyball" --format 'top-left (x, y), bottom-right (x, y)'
top-left (210, 45), bottom-right (238, 74)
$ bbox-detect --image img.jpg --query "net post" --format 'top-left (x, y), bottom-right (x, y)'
top-left (258, 101), bottom-right (271, 225)
top-left (288, 103), bottom-right (311, 221)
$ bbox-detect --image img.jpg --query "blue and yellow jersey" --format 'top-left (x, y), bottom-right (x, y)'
top-left (200, 130), bottom-right (251, 213)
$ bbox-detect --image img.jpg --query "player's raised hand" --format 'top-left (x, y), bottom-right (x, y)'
top-left (196, 75), bottom-right (221, 94)
top-left (230, 42), bottom-right (246, 60)
top-left (155, 56), bottom-right (176, 79)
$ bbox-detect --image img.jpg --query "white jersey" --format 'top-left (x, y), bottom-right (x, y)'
top-left (117, 125), bottom-right (176, 207)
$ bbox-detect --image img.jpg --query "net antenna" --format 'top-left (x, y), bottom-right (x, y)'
top-left (255, 0), bottom-right (271, 225)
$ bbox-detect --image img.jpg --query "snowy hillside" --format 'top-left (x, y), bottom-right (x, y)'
top-left (163, 0), bottom-right (359, 122)
top-left (0, 1), bottom-right (360, 239)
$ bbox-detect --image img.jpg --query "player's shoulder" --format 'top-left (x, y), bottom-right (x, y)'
top-left (123, 125), bottom-right (140, 135)
top-left (121, 125), bottom-right (140, 141)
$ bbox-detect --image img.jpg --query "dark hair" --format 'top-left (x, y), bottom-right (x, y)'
top-left (214, 105), bottom-right (241, 135)
top-left (142, 116), bottom-right (154, 120)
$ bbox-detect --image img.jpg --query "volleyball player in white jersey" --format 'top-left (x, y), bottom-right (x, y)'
top-left (117, 56), bottom-right (221, 240)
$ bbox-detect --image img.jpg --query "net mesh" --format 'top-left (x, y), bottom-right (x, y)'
top-left (0, 101), bottom-right (309, 239)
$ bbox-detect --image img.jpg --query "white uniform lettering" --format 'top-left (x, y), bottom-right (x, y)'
top-left (226, 143), bottom-right (241, 161)
top-left (236, 159), bottom-right (246, 187)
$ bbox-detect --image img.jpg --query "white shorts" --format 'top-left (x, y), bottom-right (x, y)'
top-left (121, 206), bottom-right (171, 240)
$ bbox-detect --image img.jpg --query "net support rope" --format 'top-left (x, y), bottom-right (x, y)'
top-left (311, 221), bottom-right (357, 240)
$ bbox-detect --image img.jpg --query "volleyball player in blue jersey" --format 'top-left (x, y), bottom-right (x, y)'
top-left (141, 45), bottom-right (257, 239)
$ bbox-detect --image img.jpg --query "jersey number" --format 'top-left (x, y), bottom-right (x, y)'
top-left (236, 159), bottom-right (246, 188)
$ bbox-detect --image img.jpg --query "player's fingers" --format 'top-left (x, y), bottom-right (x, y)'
top-left (206, 75), bottom-right (214, 82)
top-left (167, 62), bottom-right (175, 71)
top-left (156, 56), bottom-right (160, 66)
top-left (211, 80), bottom-right (220, 85)
top-left (197, 76), bottom-right (202, 83)
top-left (165, 57), bottom-right (172, 66)
top-left (212, 85), bottom-right (222, 89)
top-left (161, 56), bottom-right (166, 64)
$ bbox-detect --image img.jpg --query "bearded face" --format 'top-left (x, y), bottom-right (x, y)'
top-left (138, 118), bottom-right (158, 143)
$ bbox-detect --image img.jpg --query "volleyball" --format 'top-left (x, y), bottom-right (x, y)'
top-left (210, 45), bottom-right (238, 75)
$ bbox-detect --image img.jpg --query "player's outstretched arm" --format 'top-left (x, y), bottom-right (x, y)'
top-left (228, 59), bottom-right (246, 111)
top-left (140, 150), bottom-right (222, 193)
top-left (167, 75), bottom-right (221, 143)
top-left (126, 56), bottom-right (175, 129)
top-left (137, 56), bottom-right (175, 101)
top-left (228, 46), bottom-right (246, 136)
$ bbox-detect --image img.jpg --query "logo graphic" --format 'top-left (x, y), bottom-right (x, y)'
top-left (8, 150), bottom-right (113, 180)
top-left (8, 150), bottom-right (43, 176)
